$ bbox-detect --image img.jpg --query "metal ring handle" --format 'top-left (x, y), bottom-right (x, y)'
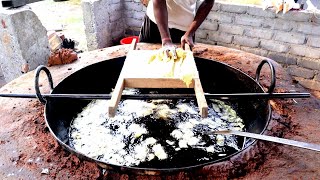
top-left (34, 65), bottom-right (54, 104)
top-left (255, 59), bottom-right (276, 93)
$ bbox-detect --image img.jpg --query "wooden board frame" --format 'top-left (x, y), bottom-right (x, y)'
top-left (108, 40), bottom-right (208, 117)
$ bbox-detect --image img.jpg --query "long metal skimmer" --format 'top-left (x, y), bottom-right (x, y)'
top-left (211, 130), bottom-right (320, 152)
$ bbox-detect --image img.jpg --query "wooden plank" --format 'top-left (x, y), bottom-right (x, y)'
top-left (125, 78), bottom-right (194, 88)
top-left (109, 42), bottom-right (208, 117)
top-left (108, 39), bottom-right (137, 117)
top-left (108, 77), bottom-right (125, 117)
top-left (129, 38), bottom-right (137, 50)
top-left (194, 78), bottom-right (208, 118)
top-left (123, 50), bottom-right (198, 80)
top-left (184, 43), bottom-right (191, 51)
top-left (184, 43), bottom-right (208, 117)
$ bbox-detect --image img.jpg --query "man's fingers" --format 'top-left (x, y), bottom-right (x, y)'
top-left (165, 49), bottom-right (170, 58)
top-left (172, 47), bottom-right (177, 59)
top-left (181, 39), bottom-right (186, 50)
top-left (187, 39), bottom-right (194, 51)
top-left (162, 45), bottom-right (177, 59)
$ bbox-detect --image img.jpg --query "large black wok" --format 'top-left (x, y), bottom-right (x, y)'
top-left (43, 56), bottom-right (272, 174)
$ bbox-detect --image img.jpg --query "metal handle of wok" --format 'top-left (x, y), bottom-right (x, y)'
top-left (34, 65), bottom-right (54, 104)
top-left (255, 59), bottom-right (276, 93)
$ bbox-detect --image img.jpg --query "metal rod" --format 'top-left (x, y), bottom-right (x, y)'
top-left (0, 92), bottom-right (310, 100)
top-left (212, 130), bottom-right (320, 152)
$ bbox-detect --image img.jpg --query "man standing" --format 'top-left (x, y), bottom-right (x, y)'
top-left (139, 0), bottom-right (214, 53)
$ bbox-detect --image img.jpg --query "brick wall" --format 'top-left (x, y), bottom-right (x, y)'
top-left (123, 0), bottom-right (146, 36)
top-left (82, 0), bottom-right (320, 91)
top-left (196, 2), bottom-right (320, 91)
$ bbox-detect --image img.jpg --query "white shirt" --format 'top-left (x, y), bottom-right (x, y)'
top-left (146, 0), bottom-right (197, 31)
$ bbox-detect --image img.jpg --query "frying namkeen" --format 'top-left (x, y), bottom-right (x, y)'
top-left (148, 48), bottom-right (196, 87)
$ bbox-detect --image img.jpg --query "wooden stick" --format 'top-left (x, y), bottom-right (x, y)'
top-left (194, 78), bottom-right (208, 118)
top-left (108, 39), bottom-right (137, 117)
top-left (108, 77), bottom-right (124, 117)
top-left (184, 43), bottom-right (191, 51)
top-left (185, 43), bottom-right (208, 117)
top-left (129, 38), bottom-right (137, 51)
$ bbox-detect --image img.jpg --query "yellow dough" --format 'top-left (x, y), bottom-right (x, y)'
top-left (148, 48), bottom-right (196, 87)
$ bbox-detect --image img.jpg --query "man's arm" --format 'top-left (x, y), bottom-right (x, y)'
top-left (181, 0), bottom-right (214, 49)
top-left (153, 0), bottom-right (173, 46)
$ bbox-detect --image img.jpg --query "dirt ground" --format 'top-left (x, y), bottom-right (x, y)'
top-left (0, 43), bottom-right (319, 179)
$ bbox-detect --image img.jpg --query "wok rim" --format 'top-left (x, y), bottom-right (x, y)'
top-left (44, 57), bottom-right (272, 174)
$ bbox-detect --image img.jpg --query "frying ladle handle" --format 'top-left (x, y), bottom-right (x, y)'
top-left (213, 130), bottom-right (320, 152)
top-left (34, 65), bottom-right (54, 104)
top-left (255, 59), bottom-right (276, 93)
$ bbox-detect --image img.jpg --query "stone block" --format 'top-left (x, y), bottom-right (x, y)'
top-left (199, 21), bottom-right (218, 31)
top-left (0, 8), bottom-right (50, 83)
top-left (83, 0), bottom-right (123, 50)
top-left (125, 1), bottom-right (143, 11)
top-left (110, 11), bottom-right (122, 22)
top-left (133, 11), bottom-right (145, 20)
top-left (217, 42), bottom-right (241, 50)
top-left (297, 58), bottom-right (320, 71)
top-left (277, 11), bottom-right (311, 22)
top-left (211, 2), bottom-right (220, 11)
top-left (315, 73), bottom-right (320, 81)
top-left (206, 12), bottom-right (233, 23)
top-left (234, 15), bottom-right (263, 27)
top-left (0, 68), bottom-right (6, 87)
top-left (273, 31), bottom-right (306, 44)
top-left (307, 36), bottom-right (320, 48)
top-left (233, 36), bottom-right (260, 48)
top-left (220, 3), bottom-right (247, 13)
top-left (260, 40), bottom-right (289, 53)
top-left (311, 12), bottom-right (320, 25)
top-left (244, 28), bottom-right (273, 40)
top-left (196, 38), bottom-right (216, 45)
top-left (262, 18), bottom-right (296, 32)
top-left (110, 22), bottom-right (125, 39)
top-left (267, 52), bottom-right (297, 65)
top-left (209, 32), bottom-right (233, 44)
top-left (219, 24), bottom-right (244, 35)
top-left (240, 46), bottom-right (268, 57)
top-left (109, 3), bottom-right (121, 12)
top-left (247, 6), bottom-right (276, 18)
top-left (290, 45), bottom-right (320, 59)
top-left (126, 18), bottom-right (143, 28)
top-left (124, 11), bottom-right (134, 18)
top-left (296, 23), bottom-right (320, 35)
top-left (195, 30), bottom-right (208, 39)
top-left (288, 65), bottom-right (315, 79)
top-left (293, 77), bottom-right (320, 91)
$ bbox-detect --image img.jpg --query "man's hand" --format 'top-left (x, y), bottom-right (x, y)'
top-left (181, 33), bottom-right (194, 50)
top-left (162, 41), bottom-right (177, 59)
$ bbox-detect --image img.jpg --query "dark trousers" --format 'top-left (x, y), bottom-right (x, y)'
top-left (139, 15), bottom-right (186, 44)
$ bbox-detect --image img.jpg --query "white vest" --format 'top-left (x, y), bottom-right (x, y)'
top-left (146, 0), bottom-right (197, 31)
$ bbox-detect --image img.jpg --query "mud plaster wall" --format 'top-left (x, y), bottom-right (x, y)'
top-left (82, 0), bottom-right (320, 91)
